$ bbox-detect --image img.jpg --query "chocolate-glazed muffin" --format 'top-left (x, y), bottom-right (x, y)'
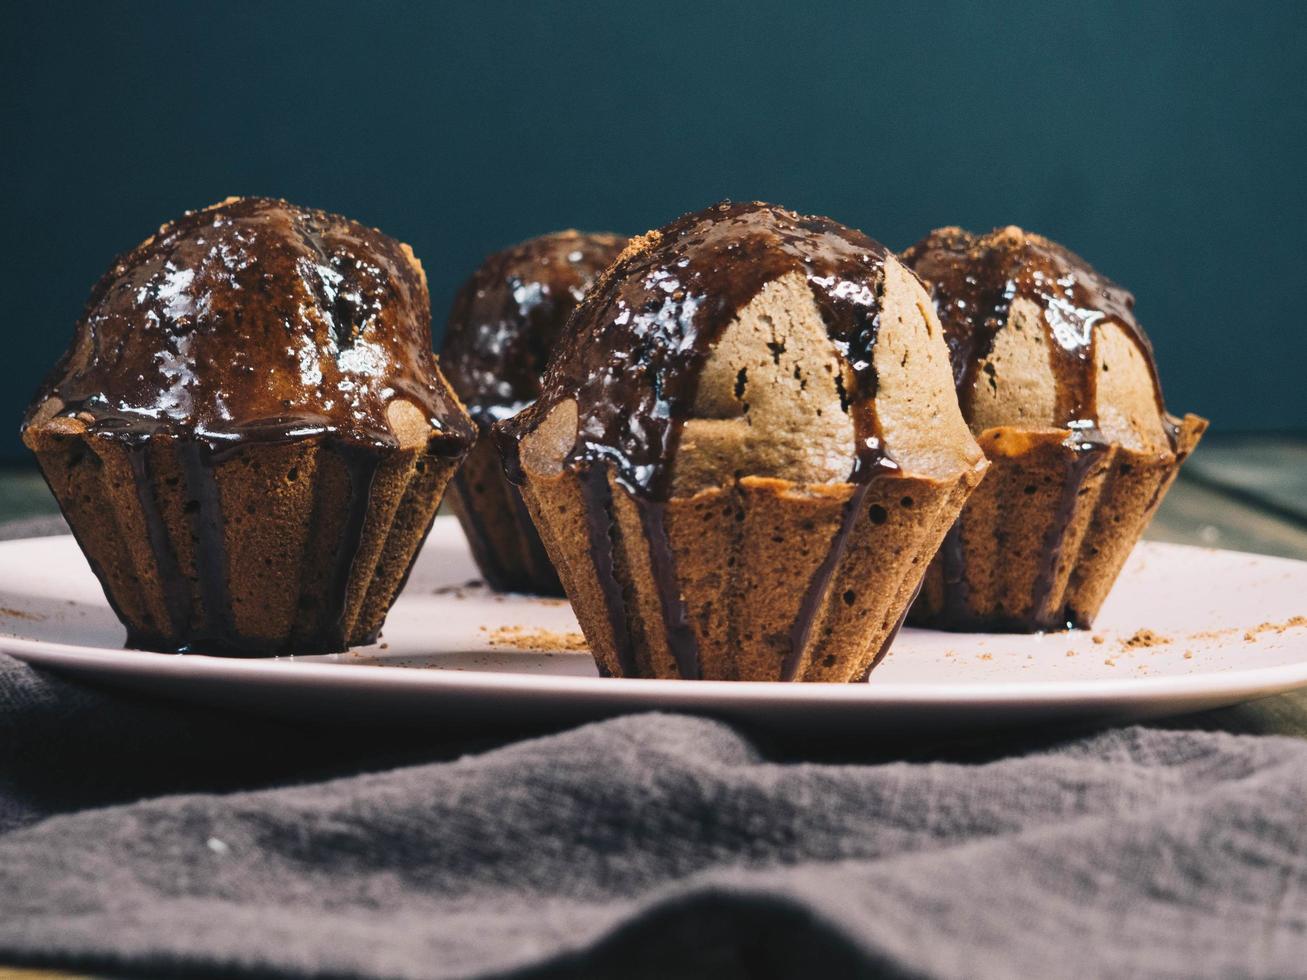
top-left (440, 231), bottom-right (627, 594)
top-left (902, 226), bottom-right (1207, 632)
top-left (496, 202), bottom-right (988, 682)
top-left (22, 197), bottom-right (474, 655)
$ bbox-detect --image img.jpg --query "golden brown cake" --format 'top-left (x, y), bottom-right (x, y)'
top-left (22, 197), bottom-right (474, 655)
top-left (902, 226), bottom-right (1207, 632)
top-left (495, 202), bottom-right (988, 682)
top-left (440, 231), bottom-right (627, 594)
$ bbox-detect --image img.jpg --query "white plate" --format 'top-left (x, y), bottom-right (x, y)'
top-left (2, 518), bottom-right (1306, 734)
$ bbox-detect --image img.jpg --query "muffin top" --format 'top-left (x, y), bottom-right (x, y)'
top-left (440, 230), bottom-right (628, 427)
top-left (901, 226), bottom-right (1174, 454)
top-left (499, 201), bottom-right (983, 500)
top-left (24, 196), bottom-right (474, 454)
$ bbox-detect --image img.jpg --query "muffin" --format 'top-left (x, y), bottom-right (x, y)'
top-left (440, 231), bottom-right (627, 594)
top-left (22, 197), bottom-right (475, 655)
top-left (902, 226), bottom-right (1207, 632)
top-left (495, 202), bottom-right (989, 682)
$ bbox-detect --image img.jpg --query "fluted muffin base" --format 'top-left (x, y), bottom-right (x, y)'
top-left (517, 463), bottom-right (982, 682)
top-left (911, 414), bottom-right (1207, 632)
top-left (448, 437), bottom-right (563, 595)
top-left (23, 423), bottom-right (460, 655)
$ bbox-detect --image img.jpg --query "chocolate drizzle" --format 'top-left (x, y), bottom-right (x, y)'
top-left (26, 196), bottom-right (473, 457)
top-left (441, 231), bottom-right (628, 428)
top-left (938, 519), bottom-right (971, 626)
top-left (316, 443), bottom-right (382, 649)
top-left (1028, 437), bottom-right (1109, 629)
top-left (441, 231), bottom-right (626, 597)
top-left (901, 226), bottom-right (1171, 451)
top-left (117, 431), bottom-right (387, 655)
top-left (22, 197), bottom-right (470, 655)
top-left (634, 498), bottom-right (701, 680)
top-left (498, 202), bottom-right (907, 679)
top-left (903, 226), bottom-right (1178, 632)
top-left (785, 448), bottom-right (900, 681)
top-left (579, 464), bottom-right (638, 677)
top-left (498, 201), bottom-right (897, 502)
top-left (123, 439), bottom-right (192, 645)
top-left (785, 483), bottom-right (872, 681)
top-left (177, 440), bottom-right (237, 652)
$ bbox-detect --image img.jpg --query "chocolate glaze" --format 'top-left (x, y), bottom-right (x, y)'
top-left (1028, 438), bottom-right (1109, 629)
top-left (901, 226), bottom-right (1171, 447)
top-left (178, 440), bottom-right (237, 650)
top-left (441, 230), bottom-right (625, 596)
top-left (785, 446), bottom-right (900, 681)
top-left (315, 442), bottom-right (383, 649)
top-left (26, 196), bottom-right (473, 454)
top-left (938, 520), bottom-right (971, 626)
top-left (24, 197), bottom-right (470, 655)
top-left (580, 464), bottom-right (638, 677)
top-left (124, 441), bottom-right (191, 644)
top-left (499, 202), bottom-right (910, 679)
top-left (499, 201), bottom-right (898, 499)
top-left (441, 230), bottom-right (628, 428)
top-left (635, 497), bottom-right (700, 680)
top-left (903, 226), bottom-right (1173, 632)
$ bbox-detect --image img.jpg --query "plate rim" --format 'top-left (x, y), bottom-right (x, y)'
top-left (3, 533), bottom-right (1307, 710)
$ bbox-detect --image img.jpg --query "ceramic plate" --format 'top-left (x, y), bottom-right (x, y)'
top-left (2, 519), bottom-right (1306, 734)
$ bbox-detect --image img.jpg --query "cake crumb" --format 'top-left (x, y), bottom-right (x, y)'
top-left (1183, 650), bottom-right (1194, 660)
top-left (486, 625), bottom-right (588, 652)
top-left (1091, 634), bottom-right (1105, 645)
top-left (1065, 650), bottom-right (1077, 657)
top-left (1123, 629), bottom-right (1170, 650)
top-left (1242, 616), bottom-right (1307, 643)
top-left (1104, 658), bottom-right (1117, 667)
top-left (978, 652), bottom-right (993, 661)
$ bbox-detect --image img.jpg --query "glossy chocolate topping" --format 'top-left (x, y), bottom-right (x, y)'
top-left (904, 227), bottom-right (1178, 632)
top-left (900, 226), bottom-right (1168, 444)
top-left (440, 230), bottom-right (628, 428)
top-left (26, 196), bottom-right (473, 454)
top-left (497, 202), bottom-right (913, 680)
top-left (498, 201), bottom-right (900, 500)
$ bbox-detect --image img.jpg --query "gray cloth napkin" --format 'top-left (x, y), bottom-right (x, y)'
top-left (3, 519), bottom-right (1307, 978)
top-left (3, 652), bottom-right (1307, 980)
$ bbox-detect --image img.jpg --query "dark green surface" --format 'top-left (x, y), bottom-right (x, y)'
top-left (3, 1), bottom-right (1306, 464)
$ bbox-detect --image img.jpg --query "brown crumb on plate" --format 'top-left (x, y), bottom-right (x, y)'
top-left (1123, 629), bottom-right (1170, 650)
top-left (486, 625), bottom-right (588, 653)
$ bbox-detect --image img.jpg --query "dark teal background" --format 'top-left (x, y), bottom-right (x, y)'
top-left (3, 1), bottom-right (1304, 461)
